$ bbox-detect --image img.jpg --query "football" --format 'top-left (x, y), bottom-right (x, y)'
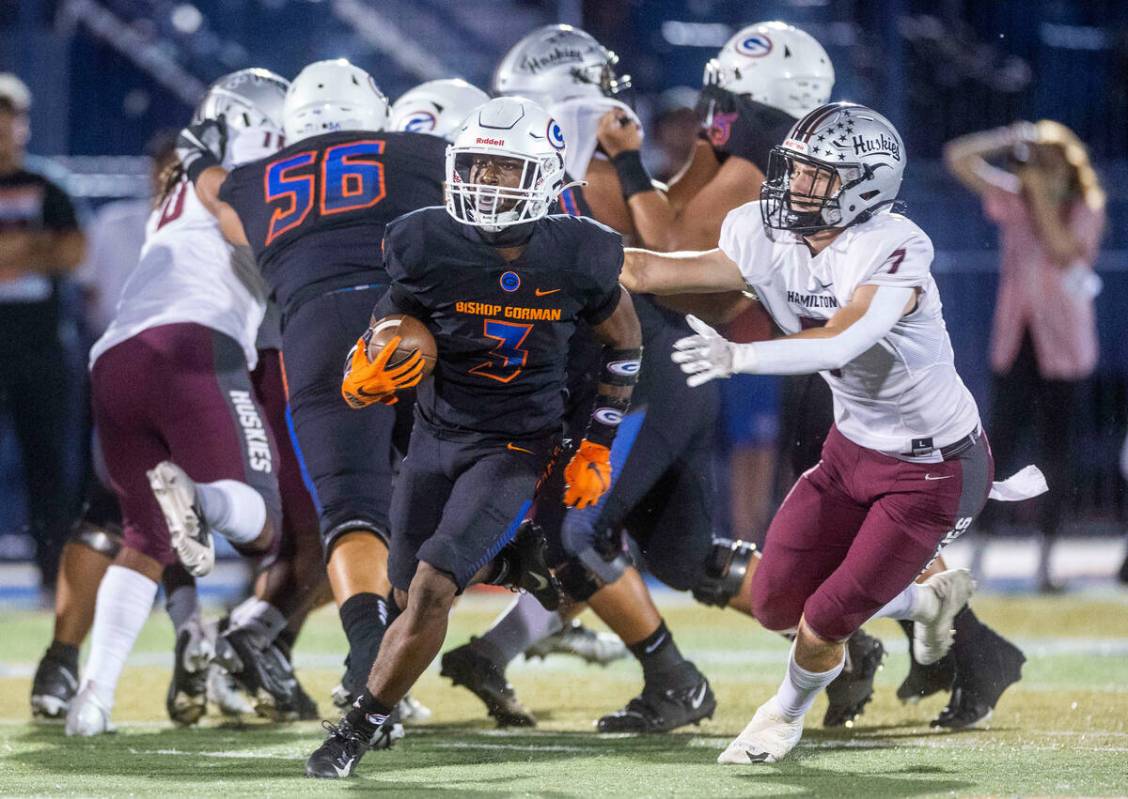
top-left (366, 313), bottom-right (437, 377)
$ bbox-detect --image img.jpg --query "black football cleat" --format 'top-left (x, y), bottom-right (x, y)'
top-left (597, 664), bottom-right (715, 733)
top-left (305, 719), bottom-right (370, 779)
top-left (495, 521), bottom-right (562, 611)
top-left (931, 686), bottom-right (993, 730)
top-left (166, 628), bottom-right (210, 725)
top-left (933, 621), bottom-right (1025, 730)
top-left (897, 653), bottom-right (956, 704)
top-left (440, 641), bottom-right (536, 727)
top-left (305, 714), bottom-right (403, 779)
top-left (30, 648), bottom-right (79, 721)
top-left (824, 629), bottom-right (885, 728)
top-left (213, 626), bottom-right (298, 721)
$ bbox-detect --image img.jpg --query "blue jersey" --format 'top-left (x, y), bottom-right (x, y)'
top-left (219, 130), bottom-right (445, 309)
top-left (378, 208), bottom-right (624, 439)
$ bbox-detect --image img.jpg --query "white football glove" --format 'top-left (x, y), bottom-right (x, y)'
top-left (671, 314), bottom-right (740, 387)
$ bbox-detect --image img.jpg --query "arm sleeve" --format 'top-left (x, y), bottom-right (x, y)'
top-left (732, 285), bottom-right (915, 375)
top-left (41, 180), bottom-right (79, 232)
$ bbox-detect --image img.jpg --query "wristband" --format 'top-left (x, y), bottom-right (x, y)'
top-left (611, 150), bottom-right (654, 200)
top-left (600, 347), bottom-right (643, 386)
top-left (586, 395), bottom-right (631, 448)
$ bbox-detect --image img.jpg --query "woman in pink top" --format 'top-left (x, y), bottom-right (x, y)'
top-left (946, 120), bottom-right (1106, 592)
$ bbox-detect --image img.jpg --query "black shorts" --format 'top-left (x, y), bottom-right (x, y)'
top-left (280, 284), bottom-right (414, 553)
top-left (387, 417), bottom-right (557, 593)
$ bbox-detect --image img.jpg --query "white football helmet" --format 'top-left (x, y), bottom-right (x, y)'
top-left (193, 68), bottom-right (289, 167)
top-left (705, 22), bottom-right (834, 118)
top-left (283, 59), bottom-right (389, 144)
top-left (445, 97), bottom-right (568, 230)
top-left (389, 79), bottom-right (490, 142)
top-left (760, 102), bottom-right (905, 235)
top-left (492, 24), bottom-right (630, 107)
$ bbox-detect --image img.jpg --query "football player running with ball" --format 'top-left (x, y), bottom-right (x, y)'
top-left (304, 96), bottom-right (642, 779)
top-left (621, 102), bottom-right (1045, 764)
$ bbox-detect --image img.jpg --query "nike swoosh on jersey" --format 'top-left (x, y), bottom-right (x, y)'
top-left (924, 474), bottom-right (953, 481)
top-left (507, 443), bottom-right (534, 455)
top-left (535, 288), bottom-right (561, 296)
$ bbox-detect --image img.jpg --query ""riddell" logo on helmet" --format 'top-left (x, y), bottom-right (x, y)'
top-left (851, 133), bottom-right (901, 161)
top-left (476, 136), bottom-right (506, 147)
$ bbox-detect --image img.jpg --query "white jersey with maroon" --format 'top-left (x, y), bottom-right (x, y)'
top-left (90, 177), bottom-right (267, 370)
top-left (719, 201), bottom-right (981, 457)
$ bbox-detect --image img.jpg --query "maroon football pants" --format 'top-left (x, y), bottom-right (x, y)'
top-left (752, 425), bottom-right (993, 642)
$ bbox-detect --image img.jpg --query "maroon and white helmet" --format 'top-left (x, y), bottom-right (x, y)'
top-left (761, 102), bottom-right (905, 234)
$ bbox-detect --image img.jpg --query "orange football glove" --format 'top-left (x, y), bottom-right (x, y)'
top-left (341, 335), bottom-right (425, 409)
top-left (563, 439), bottom-right (612, 509)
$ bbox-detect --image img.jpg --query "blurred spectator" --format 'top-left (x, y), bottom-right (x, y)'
top-left (0, 74), bottom-right (87, 588)
top-left (76, 130), bottom-right (178, 336)
top-left (946, 119), bottom-right (1106, 592)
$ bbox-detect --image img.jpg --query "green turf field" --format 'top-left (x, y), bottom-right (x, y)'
top-left (2, 592), bottom-right (1127, 797)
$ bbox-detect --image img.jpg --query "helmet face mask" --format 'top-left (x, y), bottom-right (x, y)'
top-left (760, 148), bottom-right (864, 235)
top-left (445, 97), bottom-right (567, 232)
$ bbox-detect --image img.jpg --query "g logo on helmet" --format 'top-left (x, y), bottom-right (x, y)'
top-left (736, 35), bottom-right (773, 58)
top-left (403, 111), bottom-right (436, 133)
top-left (500, 271), bottom-right (521, 292)
top-left (547, 119), bottom-right (566, 150)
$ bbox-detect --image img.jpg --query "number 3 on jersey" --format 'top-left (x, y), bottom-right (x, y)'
top-left (469, 319), bottom-right (532, 383)
top-left (264, 140), bottom-right (386, 244)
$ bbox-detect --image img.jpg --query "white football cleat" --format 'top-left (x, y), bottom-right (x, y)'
top-left (397, 693), bottom-right (433, 724)
top-left (717, 697), bottom-right (803, 765)
top-left (65, 684), bottom-right (115, 737)
top-left (914, 568), bottom-right (976, 666)
top-left (147, 461), bottom-right (214, 577)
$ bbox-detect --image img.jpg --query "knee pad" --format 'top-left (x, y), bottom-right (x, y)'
top-left (692, 538), bottom-right (757, 608)
top-left (70, 521), bottom-right (123, 559)
top-left (323, 518), bottom-right (390, 561)
top-left (555, 552), bottom-right (630, 602)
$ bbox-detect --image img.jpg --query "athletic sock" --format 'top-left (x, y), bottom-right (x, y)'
top-left (164, 584), bottom-right (200, 636)
top-left (338, 593), bottom-right (389, 696)
top-left (775, 643), bottom-right (846, 722)
top-left (628, 620), bottom-right (686, 684)
top-left (83, 565), bottom-right (158, 708)
top-left (195, 479), bottom-right (266, 545)
top-left (46, 640), bottom-right (79, 672)
top-left (474, 593), bottom-right (565, 666)
top-left (871, 583), bottom-right (938, 623)
top-left (344, 689), bottom-right (395, 739)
